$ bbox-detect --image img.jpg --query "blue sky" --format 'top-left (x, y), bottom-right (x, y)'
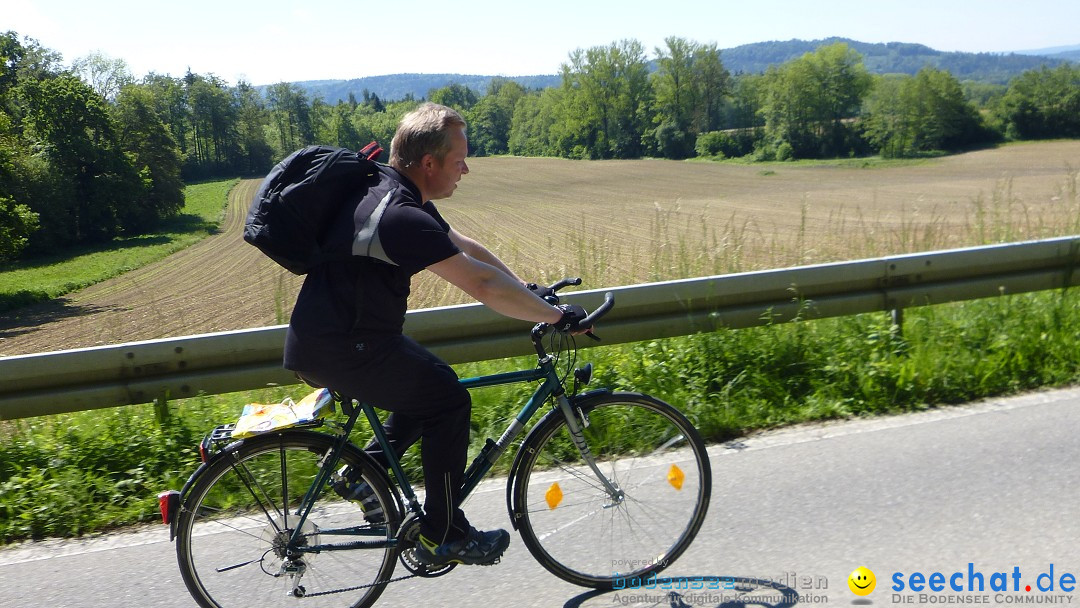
top-left (7, 0), bottom-right (1079, 86)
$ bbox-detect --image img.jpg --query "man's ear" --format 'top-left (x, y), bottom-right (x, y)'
top-left (419, 153), bottom-right (436, 174)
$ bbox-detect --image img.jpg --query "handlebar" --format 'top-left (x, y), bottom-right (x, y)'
top-left (548, 277), bottom-right (582, 292)
top-left (580, 292), bottom-right (615, 328)
top-left (529, 277), bottom-right (614, 354)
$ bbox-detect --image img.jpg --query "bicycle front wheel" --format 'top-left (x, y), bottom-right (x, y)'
top-left (512, 392), bottom-right (711, 588)
top-left (175, 430), bottom-right (400, 608)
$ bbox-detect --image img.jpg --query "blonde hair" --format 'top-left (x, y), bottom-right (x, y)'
top-left (389, 103), bottom-right (467, 170)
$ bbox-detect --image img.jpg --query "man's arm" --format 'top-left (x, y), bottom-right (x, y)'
top-left (427, 252), bottom-right (562, 324)
top-left (447, 228), bottom-right (524, 284)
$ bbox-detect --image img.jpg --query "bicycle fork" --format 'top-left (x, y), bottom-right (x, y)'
top-left (554, 393), bottom-right (625, 506)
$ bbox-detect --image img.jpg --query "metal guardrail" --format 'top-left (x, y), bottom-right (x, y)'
top-left (2, 236), bottom-right (1078, 420)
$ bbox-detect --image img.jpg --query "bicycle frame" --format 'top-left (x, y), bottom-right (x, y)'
top-left (372, 364), bottom-right (556, 515)
top-left (281, 291), bottom-right (618, 554)
top-left (283, 333), bottom-right (579, 553)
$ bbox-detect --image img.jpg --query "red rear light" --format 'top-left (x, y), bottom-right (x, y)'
top-left (199, 435), bottom-right (212, 463)
top-left (158, 490), bottom-right (180, 524)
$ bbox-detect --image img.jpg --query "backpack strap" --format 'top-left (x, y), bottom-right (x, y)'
top-left (359, 141), bottom-right (383, 161)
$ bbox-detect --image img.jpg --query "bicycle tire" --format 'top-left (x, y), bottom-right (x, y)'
top-left (511, 392), bottom-right (711, 589)
top-left (175, 430), bottom-right (401, 608)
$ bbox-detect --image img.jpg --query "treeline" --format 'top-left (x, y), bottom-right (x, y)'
top-left (2, 31), bottom-right (1080, 264)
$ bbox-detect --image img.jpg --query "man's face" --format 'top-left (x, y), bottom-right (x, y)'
top-left (427, 128), bottom-right (470, 200)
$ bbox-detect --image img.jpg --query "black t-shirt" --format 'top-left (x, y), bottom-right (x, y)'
top-left (283, 166), bottom-right (460, 372)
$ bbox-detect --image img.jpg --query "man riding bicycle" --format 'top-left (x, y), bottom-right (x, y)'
top-left (283, 103), bottom-right (589, 567)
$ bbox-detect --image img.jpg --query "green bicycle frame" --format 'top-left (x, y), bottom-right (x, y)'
top-left (285, 350), bottom-right (566, 551)
top-left (364, 357), bottom-right (564, 513)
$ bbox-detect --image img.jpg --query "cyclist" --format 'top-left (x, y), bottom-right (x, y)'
top-left (283, 103), bottom-right (589, 567)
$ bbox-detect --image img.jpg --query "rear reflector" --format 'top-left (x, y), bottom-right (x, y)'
top-left (158, 490), bottom-right (180, 525)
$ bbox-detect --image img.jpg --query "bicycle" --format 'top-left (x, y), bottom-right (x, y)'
top-left (161, 279), bottom-right (712, 608)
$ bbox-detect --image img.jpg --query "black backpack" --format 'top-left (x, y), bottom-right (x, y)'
top-left (244, 142), bottom-right (383, 275)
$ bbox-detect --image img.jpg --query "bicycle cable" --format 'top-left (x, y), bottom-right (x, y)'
top-left (546, 330), bottom-right (578, 391)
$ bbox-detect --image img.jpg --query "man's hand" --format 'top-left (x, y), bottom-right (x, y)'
top-left (552, 304), bottom-right (590, 333)
top-left (526, 282), bottom-right (557, 304)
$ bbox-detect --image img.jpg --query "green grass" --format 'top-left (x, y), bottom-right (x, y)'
top-left (2, 287), bottom-right (1079, 543)
top-left (0, 179), bottom-right (236, 313)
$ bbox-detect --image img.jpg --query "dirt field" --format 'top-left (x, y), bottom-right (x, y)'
top-left (1, 141), bottom-right (1078, 357)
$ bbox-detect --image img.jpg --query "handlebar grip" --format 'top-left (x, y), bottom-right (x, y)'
top-left (580, 292), bottom-right (615, 327)
top-left (549, 277), bottom-right (582, 292)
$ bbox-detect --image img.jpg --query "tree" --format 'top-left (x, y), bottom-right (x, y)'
top-left (71, 51), bottom-right (132, 101)
top-left (652, 37), bottom-right (731, 158)
top-left (760, 42), bottom-right (871, 159)
top-left (557, 39), bottom-right (653, 159)
top-left (692, 43), bottom-right (731, 134)
top-left (266, 81), bottom-right (313, 156)
top-left (143, 73), bottom-right (191, 161)
top-left (185, 72), bottom-right (240, 175)
top-left (112, 84), bottom-right (184, 227)
top-left (0, 111), bottom-right (38, 262)
top-left (863, 68), bottom-right (990, 157)
top-left (233, 80), bottom-right (274, 174)
top-left (18, 72), bottom-right (140, 244)
top-left (652, 37), bottom-right (698, 158)
top-left (996, 64), bottom-right (1080, 140)
top-left (428, 83), bottom-right (478, 111)
top-left (508, 87), bottom-right (563, 157)
top-left (467, 78), bottom-right (526, 156)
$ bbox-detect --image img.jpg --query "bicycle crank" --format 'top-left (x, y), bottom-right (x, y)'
top-left (396, 516), bottom-right (456, 578)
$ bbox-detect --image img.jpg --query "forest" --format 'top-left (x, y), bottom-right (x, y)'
top-left (1, 31), bottom-right (1079, 264)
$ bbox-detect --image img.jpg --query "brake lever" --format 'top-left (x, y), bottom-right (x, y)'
top-left (584, 330), bottom-right (601, 342)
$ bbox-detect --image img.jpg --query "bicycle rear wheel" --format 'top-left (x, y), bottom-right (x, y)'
top-left (175, 430), bottom-right (400, 608)
top-left (512, 392), bottom-right (711, 588)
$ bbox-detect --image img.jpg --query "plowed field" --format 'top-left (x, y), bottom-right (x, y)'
top-left (2, 141), bottom-right (1078, 357)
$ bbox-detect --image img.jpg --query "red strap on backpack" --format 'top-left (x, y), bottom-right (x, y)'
top-left (359, 141), bottom-right (382, 160)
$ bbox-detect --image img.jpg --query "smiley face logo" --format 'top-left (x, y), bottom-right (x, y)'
top-left (848, 566), bottom-right (876, 596)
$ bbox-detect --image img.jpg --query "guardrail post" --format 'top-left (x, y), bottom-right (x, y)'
top-left (890, 307), bottom-right (904, 336)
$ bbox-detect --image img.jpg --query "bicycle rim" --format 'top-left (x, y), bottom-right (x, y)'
top-left (514, 393), bottom-right (711, 588)
top-left (176, 432), bottom-right (399, 608)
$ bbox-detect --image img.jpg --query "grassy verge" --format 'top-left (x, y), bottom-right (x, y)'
top-left (0, 179), bottom-right (237, 314)
top-left (2, 287), bottom-right (1078, 543)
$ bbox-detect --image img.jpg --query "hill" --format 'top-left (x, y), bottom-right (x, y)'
top-left (280, 38), bottom-right (1077, 103)
top-left (280, 73), bottom-right (561, 104)
top-left (1015, 43), bottom-right (1080, 61)
top-left (719, 37), bottom-right (1075, 83)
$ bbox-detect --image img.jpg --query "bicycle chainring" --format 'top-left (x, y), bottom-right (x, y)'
top-left (396, 515), bottom-right (456, 578)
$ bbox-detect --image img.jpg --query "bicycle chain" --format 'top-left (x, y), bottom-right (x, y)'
top-left (300, 571), bottom-right (421, 598)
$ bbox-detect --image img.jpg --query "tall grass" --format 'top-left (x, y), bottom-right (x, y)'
top-left (2, 168), bottom-right (1080, 544)
top-left (554, 167), bottom-right (1080, 289)
top-left (0, 179), bottom-right (236, 313)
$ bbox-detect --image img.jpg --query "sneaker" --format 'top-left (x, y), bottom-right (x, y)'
top-left (330, 466), bottom-right (385, 524)
top-left (415, 527), bottom-right (510, 567)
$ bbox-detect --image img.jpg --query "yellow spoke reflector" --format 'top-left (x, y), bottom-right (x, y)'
top-left (667, 464), bottom-right (685, 490)
top-left (545, 482), bottom-right (563, 509)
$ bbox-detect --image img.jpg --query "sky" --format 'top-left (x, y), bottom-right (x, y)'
top-left (6, 0), bottom-right (1080, 86)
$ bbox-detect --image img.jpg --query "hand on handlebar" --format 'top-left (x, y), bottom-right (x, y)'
top-left (526, 282), bottom-right (558, 304)
top-left (553, 304), bottom-right (591, 334)
top-left (530, 279), bottom-right (613, 342)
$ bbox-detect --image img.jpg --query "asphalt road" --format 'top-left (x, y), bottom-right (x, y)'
top-left (3, 387), bottom-right (1079, 608)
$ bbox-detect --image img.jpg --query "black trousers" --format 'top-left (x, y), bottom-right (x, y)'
top-left (298, 334), bottom-right (473, 543)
